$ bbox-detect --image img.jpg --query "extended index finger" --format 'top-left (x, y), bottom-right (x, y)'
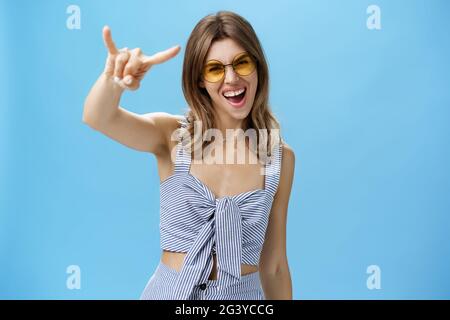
top-left (102, 25), bottom-right (119, 55)
top-left (142, 45), bottom-right (181, 67)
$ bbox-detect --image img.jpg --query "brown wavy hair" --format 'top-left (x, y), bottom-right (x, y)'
top-left (179, 10), bottom-right (283, 163)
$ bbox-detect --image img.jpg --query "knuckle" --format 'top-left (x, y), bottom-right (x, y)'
top-left (132, 61), bottom-right (142, 71)
top-left (116, 55), bottom-right (127, 63)
top-left (126, 60), bottom-right (136, 70)
top-left (128, 62), bottom-right (140, 73)
top-left (116, 60), bottom-right (126, 69)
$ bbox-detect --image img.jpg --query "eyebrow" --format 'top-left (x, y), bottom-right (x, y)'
top-left (205, 52), bottom-right (248, 64)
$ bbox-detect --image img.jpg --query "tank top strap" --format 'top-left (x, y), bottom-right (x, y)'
top-left (264, 141), bottom-right (283, 198)
top-left (173, 116), bottom-right (191, 174)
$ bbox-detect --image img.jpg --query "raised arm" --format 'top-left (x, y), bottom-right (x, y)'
top-left (82, 26), bottom-right (181, 155)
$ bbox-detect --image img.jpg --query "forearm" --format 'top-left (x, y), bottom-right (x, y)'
top-left (260, 269), bottom-right (293, 300)
top-left (83, 73), bottom-right (124, 129)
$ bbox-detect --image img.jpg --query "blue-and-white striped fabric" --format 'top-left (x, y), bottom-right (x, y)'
top-left (143, 117), bottom-right (283, 300)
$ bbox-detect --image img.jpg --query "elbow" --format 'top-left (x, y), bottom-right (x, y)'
top-left (260, 257), bottom-right (290, 277)
top-left (82, 108), bottom-right (92, 126)
top-left (82, 112), bottom-right (89, 125)
top-left (82, 105), bottom-right (97, 130)
top-left (82, 99), bottom-right (90, 123)
top-left (81, 99), bottom-right (118, 131)
top-left (260, 266), bottom-right (282, 277)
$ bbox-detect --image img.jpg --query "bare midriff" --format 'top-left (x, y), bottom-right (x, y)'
top-left (161, 250), bottom-right (259, 280)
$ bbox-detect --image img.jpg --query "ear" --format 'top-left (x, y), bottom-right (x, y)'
top-left (198, 80), bottom-right (205, 88)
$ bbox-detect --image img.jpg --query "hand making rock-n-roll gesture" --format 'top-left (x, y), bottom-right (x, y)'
top-left (83, 26), bottom-right (181, 153)
top-left (102, 26), bottom-right (180, 91)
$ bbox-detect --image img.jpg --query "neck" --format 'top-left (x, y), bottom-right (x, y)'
top-left (213, 112), bottom-right (248, 139)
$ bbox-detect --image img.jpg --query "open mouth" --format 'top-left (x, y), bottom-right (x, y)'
top-left (223, 88), bottom-right (247, 107)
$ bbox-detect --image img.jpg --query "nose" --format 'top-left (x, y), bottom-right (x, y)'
top-left (223, 65), bottom-right (240, 83)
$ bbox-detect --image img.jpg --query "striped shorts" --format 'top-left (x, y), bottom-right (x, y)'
top-left (140, 261), bottom-right (266, 300)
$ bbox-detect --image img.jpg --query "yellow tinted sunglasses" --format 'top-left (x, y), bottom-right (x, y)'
top-left (202, 52), bottom-right (257, 83)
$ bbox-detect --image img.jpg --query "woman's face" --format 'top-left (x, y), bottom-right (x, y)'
top-left (199, 38), bottom-right (258, 123)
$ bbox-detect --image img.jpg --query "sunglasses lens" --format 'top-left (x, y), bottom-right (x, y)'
top-left (202, 53), bottom-right (257, 82)
top-left (203, 63), bottom-right (224, 82)
top-left (234, 54), bottom-right (256, 76)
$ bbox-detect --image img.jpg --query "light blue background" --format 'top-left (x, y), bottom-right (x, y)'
top-left (1, 0), bottom-right (449, 299)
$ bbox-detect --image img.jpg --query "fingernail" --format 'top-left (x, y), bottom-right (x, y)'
top-left (114, 76), bottom-right (121, 83)
top-left (124, 76), bottom-right (132, 85)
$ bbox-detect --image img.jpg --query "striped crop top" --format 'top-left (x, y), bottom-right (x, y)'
top-left (159, 117), bottom-right (283, 299)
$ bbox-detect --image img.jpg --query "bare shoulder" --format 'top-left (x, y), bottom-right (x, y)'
top-left (281, 142), bottom-right (296, 176)
top-left (275, 142), bottom-right (295, 199)
top-left (143, 112), bottom-right (186, 182)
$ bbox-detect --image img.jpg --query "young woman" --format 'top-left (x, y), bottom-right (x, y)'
top-left (83, 10), bottom-right (295, 300)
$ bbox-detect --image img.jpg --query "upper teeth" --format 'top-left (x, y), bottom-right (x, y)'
top-left (223, 88), bottom-right (245, 97)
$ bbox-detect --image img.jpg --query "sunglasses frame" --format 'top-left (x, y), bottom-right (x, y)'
top-left (202, 51), bottom-right (257, 83)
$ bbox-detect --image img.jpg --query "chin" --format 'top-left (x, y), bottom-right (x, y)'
top-left (230, 111), bottom-right (250, 121)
